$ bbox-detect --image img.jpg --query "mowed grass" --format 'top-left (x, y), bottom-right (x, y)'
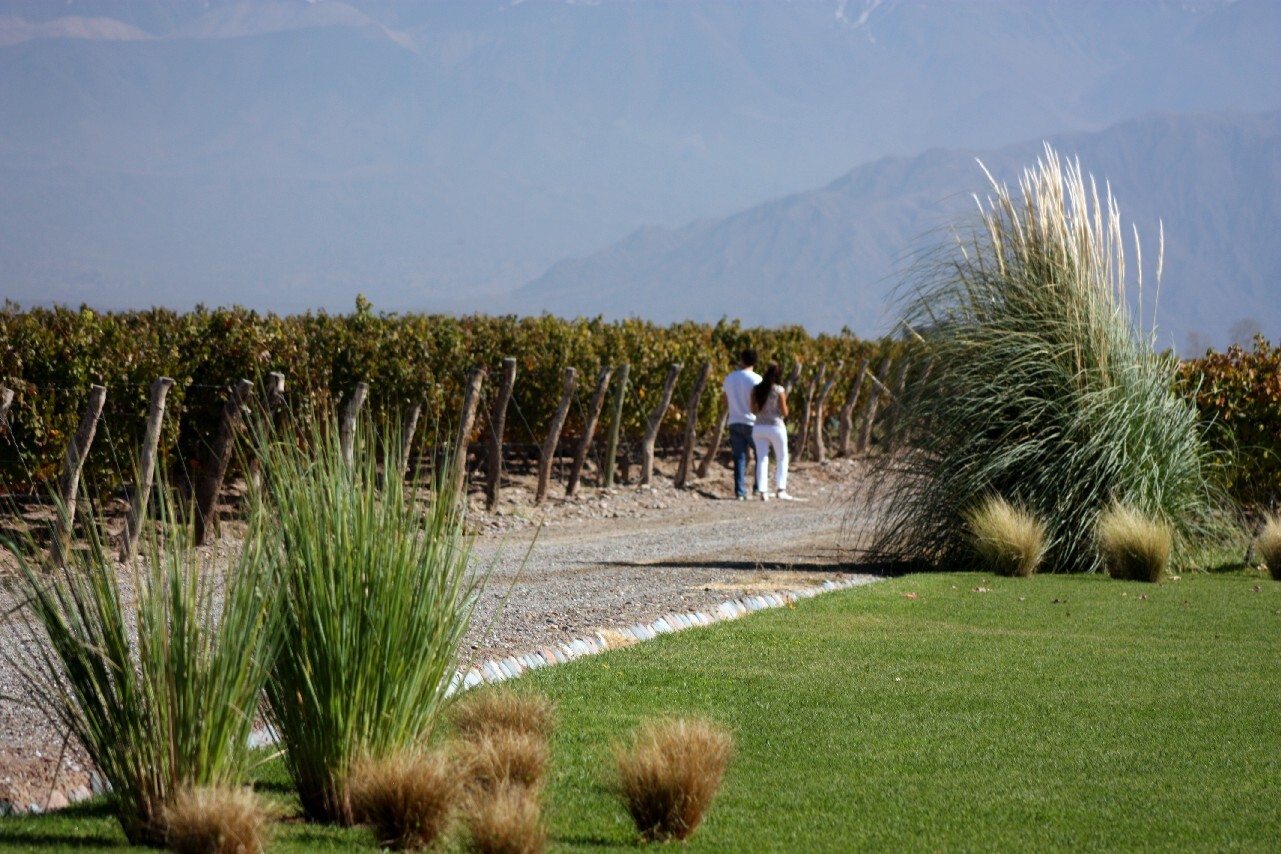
top-left (536, 571), bottom-right (1281, 851)
top-left (2, 572), bottom-right (1278, 851)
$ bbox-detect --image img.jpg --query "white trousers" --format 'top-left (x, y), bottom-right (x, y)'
top-left (752, 423), bottom-right (788, 493)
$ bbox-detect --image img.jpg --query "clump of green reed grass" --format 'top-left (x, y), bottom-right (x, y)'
top-left (252, 416), bottom-right (482, 825)
top-left (863, 144), bottom-right (1226, 573)
top-left (164, 786), bottom-right (270, 854)
top-left (2, 487), bottom-right (280, 846)
top-left (1254, 513), bottom-right (1281, 580)
top-left (614, 717), bottom-right (733, 843)
top-left (350, 750), bottom-right (462, 851)
top-left (964, 495), bottom-right (1046, 577)
top-left (1098, 504), bottom-right (1172, 582)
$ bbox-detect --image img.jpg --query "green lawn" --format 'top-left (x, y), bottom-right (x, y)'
top-left (3, 571), bottom-right (1278, 851)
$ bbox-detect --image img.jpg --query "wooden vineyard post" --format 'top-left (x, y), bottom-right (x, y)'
top-left (783, 360), bottom-right (803, 394)
top-left (195, 379), bottom-right (254, 546)
top-left (120, 377), bottom-right (175, 563)
top-left (0, 386), bottom-right (13, 423)
top-left (884, 359), bottom-right (911, 451)
top-left (811, 361), bottom-right (841, 463)
top-left (604, 363), bottom-right (630, 489)
top-left (674, 361), bottom-right (711, 488)
top-left (399, 401), bottom-right (422, 483)
top-left (695, 406), bottom-right (729, 480)
top-left (536, 367), bottom-right (578, 503)
top-left (639, 363), bottom-right (683, 487)
top-left (339, 381), bottom-right (369, 470)
top-left (50, 384), bottom-right (107, 568)
top-left (484, 358), bottom-right (518, 510)
top-left (836, 357), bottom-right (869, 457)
top-left (856, 358), bottom-right (892, 453)
top-left (566, 365), bottom-right (613, 497)
top-left (451, 367), bottom-right (487, 507)
top-left (794, 364), bottom-right (823, 463)
top-left (247, 372), bottom-right (285, 492)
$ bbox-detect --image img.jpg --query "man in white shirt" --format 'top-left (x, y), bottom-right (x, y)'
top-left (722, 348), bottom-right (762, 500)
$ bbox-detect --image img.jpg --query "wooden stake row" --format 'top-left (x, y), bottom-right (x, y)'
top-left (2, 354), bottom-right (916, 565)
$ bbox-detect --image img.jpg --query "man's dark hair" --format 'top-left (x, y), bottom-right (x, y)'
top-left (740, 348), bottom-right (758, 368)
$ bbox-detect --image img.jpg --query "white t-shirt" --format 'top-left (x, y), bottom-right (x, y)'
top-left (723, 367), bottom-right (762, 427)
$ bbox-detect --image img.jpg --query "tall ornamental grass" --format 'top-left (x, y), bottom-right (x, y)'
top-left (1097, 504), bottom-right (1172, 582)
top-left (2, 488), bottom-right (280, 846)
top-left (252, 417), bottom-right (482, 826)
top-left (614, 717), bottom-right (733, 843)
top-left (964, 495), bottom-right (1046, 577)
top-left (1256, 513), bottom-right (1281, 580)
top-left (865, 145), bottom-right (1225, 573)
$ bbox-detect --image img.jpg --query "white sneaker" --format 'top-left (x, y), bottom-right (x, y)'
top-left (777, 491), bottom-right (795, 500)
top-left (760, 492), bottom-right (770, 501)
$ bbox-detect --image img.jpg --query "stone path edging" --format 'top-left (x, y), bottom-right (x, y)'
top-left (455, 575), bottom-right (878, 690)
top-left (83, 577), bottom-right (882, 788)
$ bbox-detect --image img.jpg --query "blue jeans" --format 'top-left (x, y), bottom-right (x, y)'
top-left (729, 423), bottom-right (755, 498)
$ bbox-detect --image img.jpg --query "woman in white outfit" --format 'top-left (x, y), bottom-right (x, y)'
top-left (750, 363), bottom-right (793, 500)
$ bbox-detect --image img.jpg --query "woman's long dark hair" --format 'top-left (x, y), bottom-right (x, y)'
top-left (753, 363), bottom-right (781, 408)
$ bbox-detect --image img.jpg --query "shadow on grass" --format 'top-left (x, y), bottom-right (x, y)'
top-left (555, 832), bottom-right (634, 847)
top-left (251, 778), bottom-right (296, 795)
top-left (0, 799), bottom-right (130, 849)
top-left (581, 557), bottom-right (920, 577)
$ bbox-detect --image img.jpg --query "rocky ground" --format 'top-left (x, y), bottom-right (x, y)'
top-left (0, 454), bottom-right (882, 815)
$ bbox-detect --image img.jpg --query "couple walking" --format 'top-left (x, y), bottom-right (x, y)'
top-left (722, 348), bottom-right (793, 501)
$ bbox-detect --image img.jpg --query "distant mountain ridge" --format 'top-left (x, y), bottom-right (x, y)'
top-left (0, 0), bottom-right (1277, 340)
top-left (515, 110), bottom-right (1281, 351)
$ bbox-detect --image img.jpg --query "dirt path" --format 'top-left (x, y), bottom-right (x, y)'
top-left (1, 457), bottom-right (879, 813)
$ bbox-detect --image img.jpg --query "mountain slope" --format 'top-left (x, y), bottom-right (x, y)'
top-left (0, 0), bottom-right (1276, 316)
top-left (514, 110), bottom-right (1281, 350)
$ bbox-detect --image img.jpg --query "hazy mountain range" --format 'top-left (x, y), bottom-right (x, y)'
top-left (1, 0), bottom-right (1278, 348)
top-left (518, 109), bottom-right (1281, 353)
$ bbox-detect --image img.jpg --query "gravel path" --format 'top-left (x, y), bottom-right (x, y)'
top-left (1, 457), bottom-right (880, 814)
top-left (466, 474), bottom-right (873, 660)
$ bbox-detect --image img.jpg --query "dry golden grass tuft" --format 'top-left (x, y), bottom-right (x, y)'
top-left (349, 750), bottom-right (462, 851)
top-left (451, 689), bottom-right (556, 742)
top-left (461, 730), bottom-right (549, 794)
top-left (463, 783), bottom-right (547, 854)
top-left (1098, 505), bottom-right (1172, 583)
top-left (614, 717), bottom-right (733, 842)
top-left (964, 495), bottom-right (1047, 577)
top-left (1258, 513), bottom-right (1281, 581)
top-left (163, 786), bottom-right (268, 854)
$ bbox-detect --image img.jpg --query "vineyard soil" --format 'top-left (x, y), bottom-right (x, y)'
top-left (0, 455), bottom-right (879, 814)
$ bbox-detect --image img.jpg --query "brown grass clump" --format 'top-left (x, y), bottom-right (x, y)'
top-left (1258, 513), bottom-right (1281, 581)
top-left (1098, 505), bottom-right (1172, 583)
top-left (463, 783), bottom-right (547, 854)
top-left (964, 495), bottom-right (1047, 577)
top-left (349, 750), bottom-right (462, 851)
top-left (164, 786), bottom-right (268, 854)
top-left (461, 730), bottom-right (549, 794)
top-left (451, 689), bottom-right (556, 742)
top-left (614, 717), bottom-right (733, 842)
